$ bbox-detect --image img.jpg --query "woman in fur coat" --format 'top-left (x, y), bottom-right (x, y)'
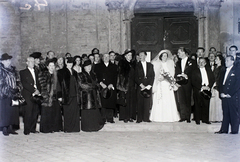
top-left (38, 59), bottom-right (63, 133)
top-left (79, 60), bottom-right (104, 132)
top-left (117, 49), bottom-right (137, 123)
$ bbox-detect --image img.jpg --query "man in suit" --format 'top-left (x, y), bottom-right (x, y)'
top-left (196, 47), bottom-right (211, 69)
top-left (229, 45), bottom-right (240, 67)
top-left (175, 47), bottom-right (197, 123)
top-left (208, 53), bottom-right (216, 71)
top-left (20, 57), bottom-right (41, 135)
top-left (135, 51), bottom-right (155, 123)
top-left (192, 57), bottom-right (215, 125)
top-left (109, 51), bottom-right (116, 64)
top-left (215, 55), bottom-right (240, 134)
top-left (94, 53), bottom-right (118, 123)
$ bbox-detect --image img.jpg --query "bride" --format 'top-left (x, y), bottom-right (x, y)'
top-left (150, 50), bottom-right (180, 122)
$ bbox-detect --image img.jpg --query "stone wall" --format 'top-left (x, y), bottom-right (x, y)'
top-left (0, 0), bottom-right (21, 68)
top-left (11, 0), bottom-right (125, 69)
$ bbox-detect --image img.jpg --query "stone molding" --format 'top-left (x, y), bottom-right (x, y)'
top-left (105, 0), bottom-right (124, 11)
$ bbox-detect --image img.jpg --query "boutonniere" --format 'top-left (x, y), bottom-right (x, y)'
top-left (231, 73), bottom-right (235, 76)
top-left (188, 61), bottom-right (192, 66)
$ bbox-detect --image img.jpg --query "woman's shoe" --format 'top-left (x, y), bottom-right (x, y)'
top-left (3, 127), bottom-right (9, 136)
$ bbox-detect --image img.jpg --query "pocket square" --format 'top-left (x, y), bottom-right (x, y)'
top-left (231, 73), bottom-right (235, 76)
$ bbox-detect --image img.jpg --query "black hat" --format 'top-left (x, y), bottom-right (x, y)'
top-left (101, 88), bottom-right (112, 99)
top-left (123, 49), bottom-right (134, 56)
top-left (66, 57), bottom-right (74, 63)
top-left (140, 89), bottom-right (151, 98)
top-left (30, 52), bottom-right (42, 59)
top-left (0, 53), bottom-right (12, 60)
top-left (199, 90), bottom-right (212, 100)
top-left (176, 76), bottom-right (188, 85)
top-left (82, 60), bottom-right (92, 67)
top-left (46, 58), bottom-right (57, 66)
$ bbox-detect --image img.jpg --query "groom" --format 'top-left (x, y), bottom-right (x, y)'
top-left (135, 51), bottom-right (155, 123)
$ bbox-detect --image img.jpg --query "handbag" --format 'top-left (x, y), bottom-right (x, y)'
top-left (117, 91), bottom-right (126, 106)
top-left (11, 95), bottom-right (27, 107)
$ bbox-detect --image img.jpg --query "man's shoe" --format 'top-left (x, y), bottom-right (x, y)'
top-left (178, 119), bottom-right (186, 122)
top-left (30, 130), bottom-right (39, 133)
top-left (124, 119), bottom-right (128, 123)
top-left (187, 119), bottom-right (191, 123)
top-left (230, 132), bottom-right (238, 134)
top-left (7, 126), bottom-right (18, 135)
top-left (128, 119), bottom-right (134, 122)
top-left (24, 131), bottom-right (30, 135)
top-left (136, 121), bottom-right (141, 123)
top-left (109, 121), bottom-right (115, 123)
top-left (203, 121), bottom-right (211, 124)
top-left (214, 130), bottom-right (228, 134)
top-left (195, 121), bottom-right (200, 125)
top-left (10, 131), bottom-right (18, 135)
top-left (144, 120), bottom-right (151, 123)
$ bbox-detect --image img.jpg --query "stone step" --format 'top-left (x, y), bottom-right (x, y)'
top-left (101, 120), bottom-right (222, 132)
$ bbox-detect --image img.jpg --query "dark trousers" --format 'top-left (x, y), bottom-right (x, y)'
top-left (101, 108), bottom-right (114, 122)
top-left (179, 103), bottom-right (191, 121)
top-left (136, 92), bottom-right (151, 122)
top-left (221, 99), bottom-right (240, 133)
top-left (23, 98), bottom-right (39, 134)
top-left (194, 93), bottom-right (210, 123)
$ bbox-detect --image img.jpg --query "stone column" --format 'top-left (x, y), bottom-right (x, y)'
top-left (197, 3), bottom-right (205, 49)
top-left (105, 0), bottom-right (123, 53)
top-left (207, 0), bottom-right (221, 52)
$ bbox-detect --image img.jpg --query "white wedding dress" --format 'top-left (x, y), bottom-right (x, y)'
top-left (150, 58), bottom-right (180, 122)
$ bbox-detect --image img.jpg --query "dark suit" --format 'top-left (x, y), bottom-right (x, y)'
top-left (219, 65), bottom-right (240, 133)
top-left (135, 61), bottom-right (154, 122)
top-left (94, 62), bottom-right (118, 122)
top-left (192, 67), bottom-right (215, 123)
top-left (20, 68), bottom-right (40, 134)
top-left (175, 57), bottom-right (196, 121)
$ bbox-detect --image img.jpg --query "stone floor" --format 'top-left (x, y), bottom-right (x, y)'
top-left (0, 118), bottom-right (239, 162)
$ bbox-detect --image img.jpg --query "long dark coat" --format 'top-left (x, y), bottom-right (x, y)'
top-left (79, 71), bottom-right (101, 109)
top-left (94, 62), bottom-right (118, 109)
top-left (117, 59), bottom-right (137, 119)
top-left (57, 67), bottom-right (80, 105)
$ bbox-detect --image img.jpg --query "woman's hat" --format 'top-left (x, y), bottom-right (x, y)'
top-left (158, 50), bottom-right (172, 59)
top-left (66, 57), bottom-right (74, 63)
top-left (0, 53), bottom-right (12, 60)
top-left (123, 49), bottom-right (135, 56)
top-left (30, 52), bottom-right (42, 59)
top-left (82, 60), bottom-right (92, 67)
top-left (101, 88), bottom-right (112, 99)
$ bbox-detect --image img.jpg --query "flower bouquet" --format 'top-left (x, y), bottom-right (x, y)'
top-left (161, 71), bottom-right (178, 91)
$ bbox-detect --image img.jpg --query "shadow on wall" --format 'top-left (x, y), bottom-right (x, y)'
top-left (219, 32), bottom-right (233, 55)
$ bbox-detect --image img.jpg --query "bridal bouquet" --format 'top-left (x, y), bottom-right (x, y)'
top-left (161, 71), bottom-right (178, 91)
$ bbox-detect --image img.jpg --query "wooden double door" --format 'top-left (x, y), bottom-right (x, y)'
top-left (131, 15), bottom-right (198, 60)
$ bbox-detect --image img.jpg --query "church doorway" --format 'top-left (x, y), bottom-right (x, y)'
top-left (131, 0), bottom-right (198, 59)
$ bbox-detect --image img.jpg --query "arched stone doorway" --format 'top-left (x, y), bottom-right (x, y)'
top-left (131, 0), bottom-right (198, 59)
